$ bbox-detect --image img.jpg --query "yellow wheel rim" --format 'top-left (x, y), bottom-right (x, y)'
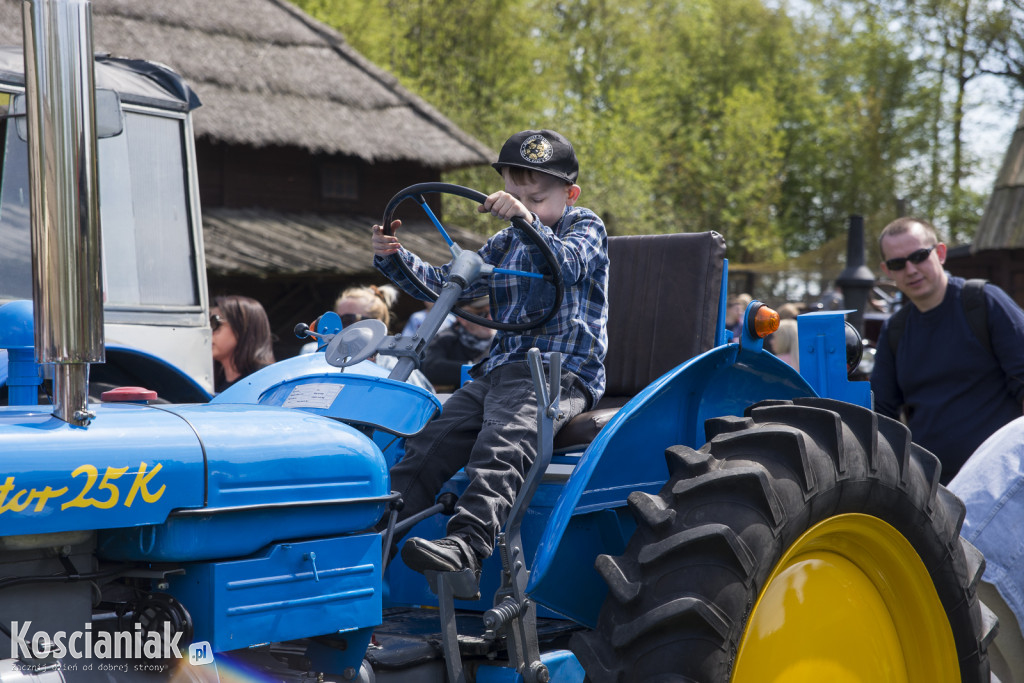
top-left (731, 513), bottom-right (958, 683)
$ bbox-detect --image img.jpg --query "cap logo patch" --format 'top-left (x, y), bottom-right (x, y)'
top-left (520, 135), bottom-right (553, 164)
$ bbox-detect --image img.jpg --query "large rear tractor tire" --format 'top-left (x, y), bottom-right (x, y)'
top-left (572, 398), bottom-right (996, 682)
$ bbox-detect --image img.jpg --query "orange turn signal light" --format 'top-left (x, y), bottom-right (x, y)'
top-left (752, 305), bottom-right (780, 339)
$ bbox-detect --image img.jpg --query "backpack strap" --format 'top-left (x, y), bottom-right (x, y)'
top-left (962, 279), bottom-right (990, 355)
top-left (886, 279), bottom-right (990, 356)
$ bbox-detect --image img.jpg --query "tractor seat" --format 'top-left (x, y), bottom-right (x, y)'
top-left (552, 231), bottom-right (726, 451)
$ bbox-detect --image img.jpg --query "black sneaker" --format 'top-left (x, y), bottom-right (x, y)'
top-left (401, 536), bottom-right (480, 575)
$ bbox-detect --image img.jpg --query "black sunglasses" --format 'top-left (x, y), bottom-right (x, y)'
top-left (340, 313), bottom-right (365, 327)
top-left (210, 314), bottom-right (225, 331)
top-left (885, 245), bottom-right (936, 271)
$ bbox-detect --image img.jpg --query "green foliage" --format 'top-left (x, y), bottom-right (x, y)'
top-left (292, 0), bottom-right (1020, 271)
top-left (636, 0), bottom-right (793, 259)
top-left (779, 1), bottom-right (930, 255)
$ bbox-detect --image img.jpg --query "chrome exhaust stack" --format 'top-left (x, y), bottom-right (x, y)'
top-left (22, 0), bottom-right (104, 426)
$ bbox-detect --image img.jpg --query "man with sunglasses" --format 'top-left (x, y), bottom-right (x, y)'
top-left (871, 216), bottom-right (1024, 483)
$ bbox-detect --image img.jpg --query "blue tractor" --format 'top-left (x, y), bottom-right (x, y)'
top-left (0, 1), bottom-right (995, 681)
top-left (0, 9), bottom-right (213, 404)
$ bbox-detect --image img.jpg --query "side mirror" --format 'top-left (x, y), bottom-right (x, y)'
top-left (12, 88), bottom-right (124, 141)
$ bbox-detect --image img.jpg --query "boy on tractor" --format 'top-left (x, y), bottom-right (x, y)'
top-left (371, 129), bottom-right (609, 578)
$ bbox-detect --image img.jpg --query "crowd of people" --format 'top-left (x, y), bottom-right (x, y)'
top-left (212, 284), bottom-right (480, 397)
top-left (218, 210), bottom-right (1024, 493)
top-left (213, 210), bottom-right (1024, 496)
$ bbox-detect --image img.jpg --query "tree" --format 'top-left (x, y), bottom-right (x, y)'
top-left (292, 0), bottom-right (1021, 267)
top-left (817, 0), bottom-right (1020, 242)
top-left (907, 0), bottom-right (1015, 239)
top-left (623, 0), bottom-right (794, 259)
top-left (533, 0), bottom-right (660, 235)
top-left (985, 0), bottom-right (1024, 86)
top-left (780, 1), bottom-right (931, 258)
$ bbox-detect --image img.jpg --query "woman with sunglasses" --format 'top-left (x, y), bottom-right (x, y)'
top-left (211, 295), bottom-right (276, 393)
top-left (871, 216), bottom-right (1024, 484)
top-left (334, 284), bottom-right (399, 330)
top-left (333, 284), bottom-right (435, 393)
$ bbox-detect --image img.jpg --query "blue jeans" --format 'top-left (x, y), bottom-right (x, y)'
top-left (389, 362), bottom-right (590, 559)
top-left (949, 415), bottom-right (1024, 682)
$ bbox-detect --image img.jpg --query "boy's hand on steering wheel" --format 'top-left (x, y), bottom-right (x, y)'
top-left (372, 220), bottom-right (403, 256)
top-left (479, 191), bottom-right (532, 223)
top-left (379, 182), bottom-right (565, 331)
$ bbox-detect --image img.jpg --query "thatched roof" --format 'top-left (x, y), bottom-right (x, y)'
top-left (0, 0), bottom-right (493, 169)
top-left (204, 209), bottom-right (487, 278)
top-left (973, 105), bottom-right (1024, 251)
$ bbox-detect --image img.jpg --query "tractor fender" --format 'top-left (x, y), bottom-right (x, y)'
top-left (528, 343), bottom-right (815, 625)
top-left (213, 353), bottom-right (441, 438)
top-left (97, 344), bottom-right (213, 403)
top-left (0, 345), bottom-right (211, 405)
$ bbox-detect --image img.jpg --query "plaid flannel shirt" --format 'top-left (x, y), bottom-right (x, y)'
top-left (375, 205), bottom-right (609, 405)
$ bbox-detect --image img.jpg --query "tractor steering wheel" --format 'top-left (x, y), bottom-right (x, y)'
top-left (381, 182), bottom-right (564, 332)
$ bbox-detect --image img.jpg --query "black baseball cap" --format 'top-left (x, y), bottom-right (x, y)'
top-left (492, 129), bottom-right (579, 184)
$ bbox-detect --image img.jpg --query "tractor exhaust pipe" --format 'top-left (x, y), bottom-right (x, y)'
top-left (836, 215), bottom-right (875, 335)
top-left (22, 0), bottom-right (104, 426)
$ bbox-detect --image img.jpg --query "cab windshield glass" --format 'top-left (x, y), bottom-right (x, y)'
top-left (0, 97), bottom-right (199, 308)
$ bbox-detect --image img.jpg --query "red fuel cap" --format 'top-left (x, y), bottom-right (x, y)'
top-left (100, 386), bottom-right (158, 403)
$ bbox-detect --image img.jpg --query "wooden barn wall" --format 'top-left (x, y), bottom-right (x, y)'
top-left (196, 140), bottom-right (441, 217)
top-left (946, 248), bottom-right (1024, 309)
top-left (196, 140), bottom-right (456, 359)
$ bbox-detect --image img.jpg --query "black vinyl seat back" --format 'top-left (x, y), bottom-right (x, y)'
top-left (554, 231), bottom-right (726, 449)
top-left (601, 231), bottom-right (726, 405)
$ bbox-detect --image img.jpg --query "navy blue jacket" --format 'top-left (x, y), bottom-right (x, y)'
top-left (871, 276), bottom-right (1024, 482)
